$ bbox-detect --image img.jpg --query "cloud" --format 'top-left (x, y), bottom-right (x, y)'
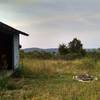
top-left (0, 0), bottom-right (100, 48)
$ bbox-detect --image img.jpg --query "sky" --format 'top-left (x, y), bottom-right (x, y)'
top-left (0, 0), bottom-right (100, 49)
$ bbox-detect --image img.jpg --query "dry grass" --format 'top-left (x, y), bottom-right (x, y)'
top-left (0, 58), bottom-right (100, 100)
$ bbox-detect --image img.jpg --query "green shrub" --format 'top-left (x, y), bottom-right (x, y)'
top-left (0, 77), bottom-right (8, 90)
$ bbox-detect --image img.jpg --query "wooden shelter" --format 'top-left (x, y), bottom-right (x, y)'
top-left (0, 22), bottom-right (28, 70)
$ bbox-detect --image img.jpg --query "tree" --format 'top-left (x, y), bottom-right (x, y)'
top-left (58, 43), bottom-right (69, 55)
top-left (68, 38), bottom-right (82, 52)
top-left (68, 38), bottom-right (86, 55)
top-left (58, 38), bottom-right (86, 57)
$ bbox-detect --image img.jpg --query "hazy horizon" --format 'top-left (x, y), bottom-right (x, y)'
top-left (22, 46), bottom-right (99, 49)
top-left (0, 0), bottom-right (100, 49)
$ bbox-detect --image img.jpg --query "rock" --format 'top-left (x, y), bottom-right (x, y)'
top-left (73, 74), bottom-right (97, 82)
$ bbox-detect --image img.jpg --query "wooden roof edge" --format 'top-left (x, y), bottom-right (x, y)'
top-left (0, 22), bottom-right (29, 36)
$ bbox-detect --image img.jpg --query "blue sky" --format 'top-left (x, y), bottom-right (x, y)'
top-left (0, 0), bottom-right (100, 48)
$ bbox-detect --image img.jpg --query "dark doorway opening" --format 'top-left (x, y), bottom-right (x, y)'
top-left (0, 33), bottom-right (13, 70)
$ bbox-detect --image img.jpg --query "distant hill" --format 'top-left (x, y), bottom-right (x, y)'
top-left (22, 48), bottom-right (100, 53)
top-left (23, 48), bottom-right (58, 53)
top-left (85, 48), bottom-right (100, 52)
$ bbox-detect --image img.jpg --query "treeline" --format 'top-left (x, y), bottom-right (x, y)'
top-left (20, 50), bottom-right (54, 59)
top-left (20, 38), bottom-right (100, 60)
top-left (58, 38), bottom-right (86, 59)
top-left (20, 50), bottom-right (84, 60)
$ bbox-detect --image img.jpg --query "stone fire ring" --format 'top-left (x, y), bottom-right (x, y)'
top-left (73, 74), bottom-right (98, 82)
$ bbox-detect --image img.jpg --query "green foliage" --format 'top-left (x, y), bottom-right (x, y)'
top-left (68, 38), bottom-right (83, 53)
top-left (58, 38), bottom-right (86, 58)
top-left (20, 38), bottom-right (87, 60)
top-left (0, 76), bottom-right (18, 91)
top-left (87, 52), bottom-right (100, 60)
top-left (0, 77), bottom-right (8, 90)
top-left (68, 38), bottom-right (86, 56)
top-left (57, 53), bottom-right (83, 60)
top-left (20, 50), bottom-right (53, 60)
top-left (58, 43), bottom-right (69, 55)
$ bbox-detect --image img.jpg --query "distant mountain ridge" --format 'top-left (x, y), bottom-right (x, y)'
top-left (22, 48), bottom-right (100, 53)
top-left (23, 48), bottom-right (58, 53)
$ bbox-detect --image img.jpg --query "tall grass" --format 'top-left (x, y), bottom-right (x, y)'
top-left (0, 56), bottom-right (100, 100)
top-left (21, 57), bottom-right (100, 77)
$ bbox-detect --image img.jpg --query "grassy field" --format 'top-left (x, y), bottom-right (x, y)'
top-left (0, 57), bottom-right (100, 100)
